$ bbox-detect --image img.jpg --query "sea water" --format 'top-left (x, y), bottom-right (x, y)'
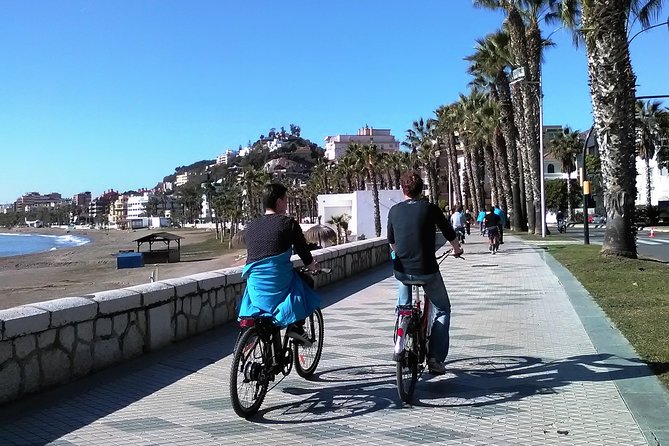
top-left (0, 233), bottom-right (90, 258)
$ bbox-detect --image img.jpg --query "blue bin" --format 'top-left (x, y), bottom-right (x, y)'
top-left (117, 252), bottom-right (144, 269)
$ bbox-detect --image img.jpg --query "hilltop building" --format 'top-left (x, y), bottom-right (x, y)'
top-left (216, 150), bottom-right (236, 165)
top-left (175, 172), bottom-right (196, 187)
top-left (324, 126), bottom-right (401, 161)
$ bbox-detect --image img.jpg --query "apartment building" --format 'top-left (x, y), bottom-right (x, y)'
top-left (324, 126), bottom-right (401, 160)
top-left (175, 172), bottom-right (196, 187)
top-left (14, 192), bottom-right (63, 211)
top-left (216, 150), bottom-right (236, 165)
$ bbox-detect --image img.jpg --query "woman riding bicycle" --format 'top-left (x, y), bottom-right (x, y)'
top-left (237, 183), bottom-right (320, 345)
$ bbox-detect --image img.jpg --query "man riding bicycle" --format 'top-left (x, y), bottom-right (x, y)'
top-left (387, 172), bottom-right (464, 375)
top-left (237, 183), bottom-right (319, 345)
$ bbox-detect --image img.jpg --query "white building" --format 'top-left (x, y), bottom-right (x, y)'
top-left (238, 146), bottom-right (251, 157)
top-left (127, 192), bottom-right (152, 219)
top-left (216, 150), bottom-right (236, 165)
top-left (635, 156), bottom-right (669, 207)
top-left (268, 138), bottom-right (286, 152)
top-left (317, 189), bottom-right (404, 239)
top-left (324, 126), bottom-right (401, 161)
top-left (175, 172), bottom-right (196, 187)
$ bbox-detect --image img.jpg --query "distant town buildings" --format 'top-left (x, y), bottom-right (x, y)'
top-left (14, 192), bottom-right (63, 211)
top-left (324, 126), bottom-right (401, 161)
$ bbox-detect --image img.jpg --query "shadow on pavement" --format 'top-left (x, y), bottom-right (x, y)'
top-left (0, 263), bottom-right (392, 445)
top-left (243, 353), bottom-right (661, 425)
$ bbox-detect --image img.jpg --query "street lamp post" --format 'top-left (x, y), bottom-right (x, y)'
top-left (581, 125), bottom-right (595, 245)
top-left (538, 68), bottom-right (546, 238)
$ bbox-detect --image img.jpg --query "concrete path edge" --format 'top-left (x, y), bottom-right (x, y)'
top-left (539, 248), bottom-right (669, 446)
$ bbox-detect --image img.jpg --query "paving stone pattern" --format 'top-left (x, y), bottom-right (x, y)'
top-left (0, 237), bottom-right (653, 445)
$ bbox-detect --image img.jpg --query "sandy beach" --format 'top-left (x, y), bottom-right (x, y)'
top-left (0, 227), bottom-right (245, 310)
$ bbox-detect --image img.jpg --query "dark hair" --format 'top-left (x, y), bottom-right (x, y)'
top-left (262, 183), bottom-right (287, 210)
top-left (400, 172), bottom-right (423, 198)
top-left (457, 205), bottom-right (464, 213)
top-left (487, 205), bottom-right (494, 212)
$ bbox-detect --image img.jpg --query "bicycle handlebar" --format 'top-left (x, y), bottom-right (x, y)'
top-left (299, 267), bottom-right (332, 275)
top-left (441, 248), bottom-right (465, 261)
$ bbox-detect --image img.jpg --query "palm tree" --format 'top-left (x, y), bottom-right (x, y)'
top-left (475, 0), bottom-right (558, 233)
top-left (636, 100), bottom-right (667, 210)
top-left (556, 0), bottom-right (666, 258)
top-left (403, 118), bottom-right (441, 204)
top-left (236, 166), bottom-right (268, 221)
top-left (434, 104), bottom-right (465, 208)
top-left (466, 30), bottom-right (524, 230)
top-left (327, 214), bottom-right (351, 244)
top-left (360, 143), bottom-right (382, 237)
top-left (549, 127), bottom-right (581, 219)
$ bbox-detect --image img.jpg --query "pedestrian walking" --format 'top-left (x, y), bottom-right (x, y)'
top-left (476, 209), bottom-right (486, 236)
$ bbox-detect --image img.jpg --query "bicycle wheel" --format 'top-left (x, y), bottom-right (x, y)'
top-left (230, 327), bottom-right (270, 418)
top-left (396, 320), bottom-right (419, 403)
top-left (294, 308), bottom-right (324, 378)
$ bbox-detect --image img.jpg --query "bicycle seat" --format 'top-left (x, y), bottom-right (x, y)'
top-left (400, 279), bottom-right (428, 286)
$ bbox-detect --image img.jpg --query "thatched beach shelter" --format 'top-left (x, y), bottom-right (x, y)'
top-left (231, 229), bottom-right (247, 249)
top-left (304, 224), bottom-right (337, 248)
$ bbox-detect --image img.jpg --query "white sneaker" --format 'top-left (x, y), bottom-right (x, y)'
top-left (286, 326), bottom-right (312, 348)
top-left (427, 357), bottom-right (446, 375)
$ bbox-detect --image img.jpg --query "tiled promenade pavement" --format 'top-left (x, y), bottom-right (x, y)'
top-left (1, 236), bottom-right (665, 445)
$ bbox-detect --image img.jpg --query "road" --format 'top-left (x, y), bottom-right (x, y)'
top-left (558, 226), bottom-right (669, 262)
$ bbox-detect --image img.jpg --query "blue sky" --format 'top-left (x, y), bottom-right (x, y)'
top-left (1, 1), bottom-right (667, 203)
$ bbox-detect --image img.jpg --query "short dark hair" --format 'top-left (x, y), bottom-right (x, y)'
top-left (400, 172), bottom-right (423, 198)
top-left (262, 183), bottom-right (287, 210)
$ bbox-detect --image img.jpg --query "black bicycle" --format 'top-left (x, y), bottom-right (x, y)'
top-left (229, 268), bottom-right (329, 418)
top-left (393, 250), bottom-right (460, 403)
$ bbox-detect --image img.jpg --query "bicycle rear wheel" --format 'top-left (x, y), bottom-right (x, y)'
top-left (294, 308), bottom-right (324, 378)
top-left (396, 321), bottom-right (419, 403)
top-left (229, 327), bottom-right (270, 418)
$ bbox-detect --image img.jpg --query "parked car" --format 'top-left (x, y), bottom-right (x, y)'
top-left (588, 214), bottom-right (606, 224)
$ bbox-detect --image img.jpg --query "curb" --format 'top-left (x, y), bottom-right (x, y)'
top-left (538, 249), bottom-right (669, 446)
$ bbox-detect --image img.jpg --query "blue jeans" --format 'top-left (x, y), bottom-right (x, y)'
top-left (394, 271), bottom-right (451, 362)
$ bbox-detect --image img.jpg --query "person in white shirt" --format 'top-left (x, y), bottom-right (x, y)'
top-left (450, 205), bottom-right (466, 243)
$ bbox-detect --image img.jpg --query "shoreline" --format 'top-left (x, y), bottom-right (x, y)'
top-left (0, 227), bottom-right (245, 310)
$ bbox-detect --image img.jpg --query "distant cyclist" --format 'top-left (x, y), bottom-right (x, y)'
top-left (450, 205), bottom-right (467, 244)
top-left (484, 205), bottom-right (501, 254)
top-left (476, 208), bottom-right (486, 236)
top-left (387, 172), bottom-right (463, 375)
top-left (493, 205), bottom-right (506, 244)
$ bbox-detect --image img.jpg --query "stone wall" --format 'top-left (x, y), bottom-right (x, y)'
top-left (0, 237), bottom-right (390, 405)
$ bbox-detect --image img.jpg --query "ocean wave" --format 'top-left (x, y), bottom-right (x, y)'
top-left (0, 233), bottom-right (90, 247)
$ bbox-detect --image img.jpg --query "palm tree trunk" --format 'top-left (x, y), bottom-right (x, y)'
top-left (368, 167), bottom-right (382, 237)
top-left (567, 176), bottom-right (572, 220)
top-left (447, 132), bottom-right (463, 206)
top-left (582, 1), bottom-right (637, 258)
top-left (645, 157), bottom-right (652, 209)
top-left (463, 142), bottom-right (478, 210)
top-left (496, 71), bottom-right (523, 230)
top-left (484, 142), bottom-right (498, 206)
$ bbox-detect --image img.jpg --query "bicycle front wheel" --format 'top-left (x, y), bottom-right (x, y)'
top-left (294, 308), bottom-right (324, 378)
top-left (229, 327), bottom-right (270, 418)
top-left (396, 323), bottom-right (418, 403)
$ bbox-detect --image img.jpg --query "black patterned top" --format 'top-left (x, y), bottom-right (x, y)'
top-left (245, 214), bottom-right (313, 265)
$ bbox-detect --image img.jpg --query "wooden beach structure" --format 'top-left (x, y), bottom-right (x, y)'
top-left (133, 232), bottom-right (183, 263)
